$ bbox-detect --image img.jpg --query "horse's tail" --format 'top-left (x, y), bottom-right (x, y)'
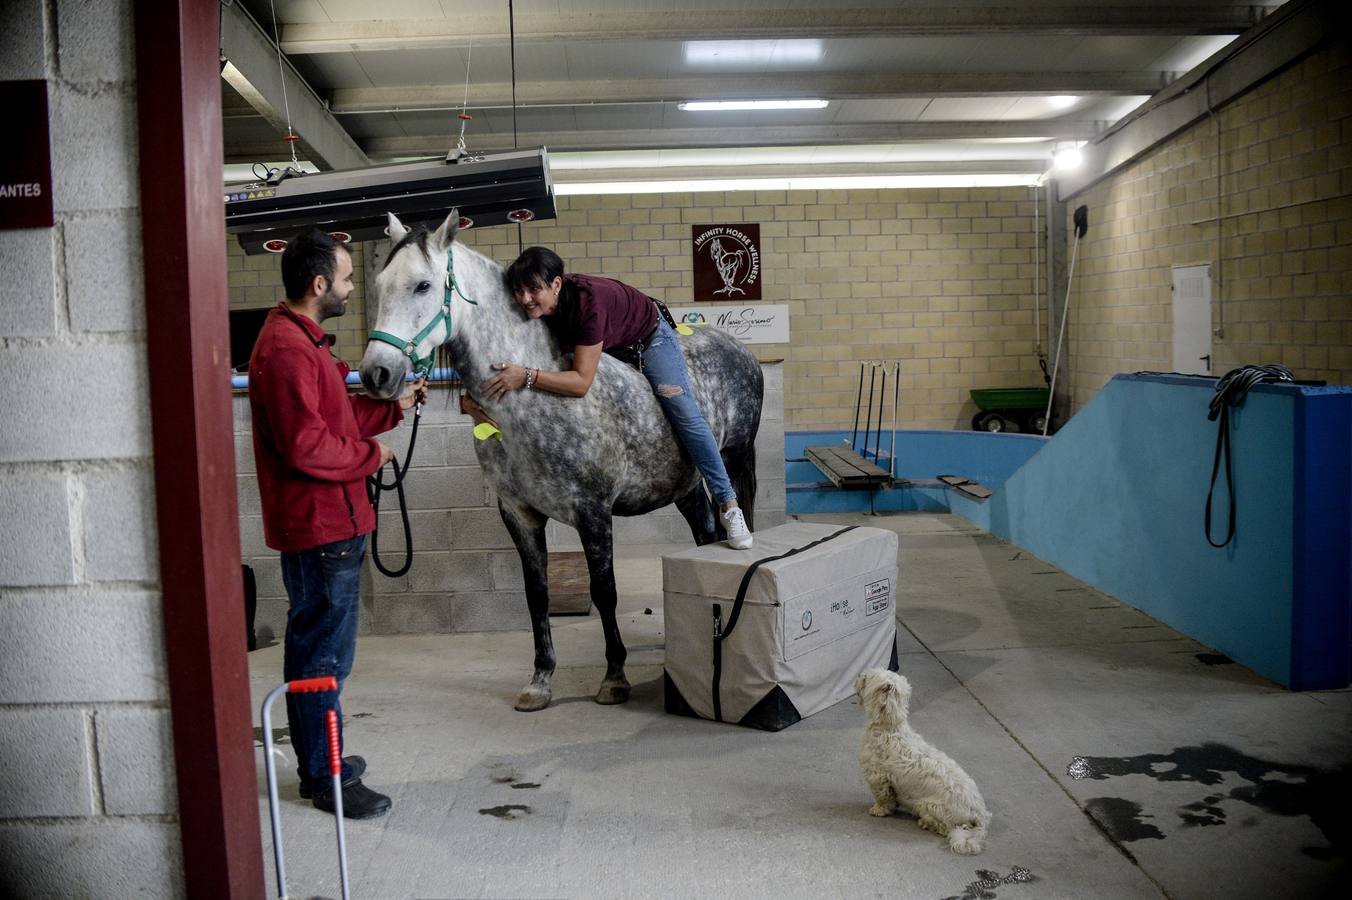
top-left (724, 444), bottom-right (758, 530)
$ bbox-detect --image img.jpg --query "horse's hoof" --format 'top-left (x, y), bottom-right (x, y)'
top-left (595, 678), bottom-right (631, 705)
top-left (514, 686), bottom-right (552, 712)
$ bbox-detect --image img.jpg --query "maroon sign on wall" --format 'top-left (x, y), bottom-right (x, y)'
top-left (0, 80), bottom-right (54, 230)
top-left (692, 223), bottom-right (761, 301)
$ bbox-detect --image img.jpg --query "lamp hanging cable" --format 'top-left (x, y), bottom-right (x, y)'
top-left (508, 0), bottom-right (522, 253)
top-left (454, 40), bottom-right (474, 160)
top-left (267, 0), bottom-right (300, 166)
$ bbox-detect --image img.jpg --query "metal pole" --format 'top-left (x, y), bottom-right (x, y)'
top-left (873, 364), bottom-right (887, 463)
top-left (851, 361), bottom-right (865, 451)
top-left (890, 361), bottom-right (900, 481)
top-left (261, 684), bottom-right (290, 899)
top-left (326, 710), bottom-right (351, 900)
top-left (862, 364), bottom-right (877, 457)
top-left (1044, 231), bottom-right (1081, 435)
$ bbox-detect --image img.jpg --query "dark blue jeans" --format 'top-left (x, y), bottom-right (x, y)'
top-left (279, 534), bottom-right (365, 788)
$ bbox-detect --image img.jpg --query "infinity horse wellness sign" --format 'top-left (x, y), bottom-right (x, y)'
top-left (692, 223), bottom-right (761, 301)
top-left (0, 81), bottom-right (54, 230)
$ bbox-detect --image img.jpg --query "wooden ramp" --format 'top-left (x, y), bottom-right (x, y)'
top-left (805, 446), bottom-right (893, 490)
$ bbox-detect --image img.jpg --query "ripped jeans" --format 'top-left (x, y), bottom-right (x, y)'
top-left (637, 318), bottom-right (736, 504)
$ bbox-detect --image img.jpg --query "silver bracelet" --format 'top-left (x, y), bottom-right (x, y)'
top-left (524, 367), bottom-right (537, 390)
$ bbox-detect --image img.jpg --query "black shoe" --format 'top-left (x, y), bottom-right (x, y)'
top-left (312, 779), bottom-right (391, 820)
top-left (298, 755), bottom-right (367, 799)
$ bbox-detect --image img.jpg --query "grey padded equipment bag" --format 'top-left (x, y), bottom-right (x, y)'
top-left (663, 522), bottom-right (899, 731)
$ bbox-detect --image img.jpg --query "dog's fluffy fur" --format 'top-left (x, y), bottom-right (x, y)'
top-left (855, 668), bottom-right (991, 854)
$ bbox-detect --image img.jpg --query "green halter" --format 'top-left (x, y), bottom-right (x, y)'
top-left (367, 245), bottom-right (479, 377)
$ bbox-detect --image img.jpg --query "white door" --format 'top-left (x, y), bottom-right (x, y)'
top-left (1172, 264), bottom-right (1213, 375)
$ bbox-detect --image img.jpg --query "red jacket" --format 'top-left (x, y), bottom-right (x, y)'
top-left (248, 303), bottom-right (403, 552)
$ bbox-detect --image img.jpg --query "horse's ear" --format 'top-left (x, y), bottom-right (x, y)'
top-left (431, 208), bottom-right (460, 247)
top-left (385, 213), bottom-right (409, 244)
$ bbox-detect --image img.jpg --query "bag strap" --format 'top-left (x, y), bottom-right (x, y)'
top-left (710, 525), bottom-right (858, 721)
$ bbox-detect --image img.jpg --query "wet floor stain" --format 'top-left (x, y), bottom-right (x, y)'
top-left (510, 782), bottom-right (541, 790)
top-left (939, 865), bottom-right (1035, 900)
top-left (1067, 743), bottom-right (1350, 858)
top-left (1083, 797), bottom-right (1166, 843)
top-left (478, 804), bottom-right (532, 820)
top-left (252, 726), bottom-right (290, 746)
top-left (1194, 652), bottom-right (1234, 666)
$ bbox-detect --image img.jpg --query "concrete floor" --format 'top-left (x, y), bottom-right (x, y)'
top-left (249, 512), bottom-right (1350, 900)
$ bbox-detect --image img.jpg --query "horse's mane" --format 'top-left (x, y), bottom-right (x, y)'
top-left (383, 228), bottom-right (431, 269)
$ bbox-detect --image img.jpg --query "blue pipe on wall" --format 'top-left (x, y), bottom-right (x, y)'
top-left (230, 367), bottom-right (460, 390)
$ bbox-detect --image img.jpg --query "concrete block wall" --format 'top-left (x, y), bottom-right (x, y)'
top-left (457, 195), bottom-right (1045, 431)
top-left (0, 1), bottom-right (182, 897)
top-left (230, 192), bottom-right (1046, 431)
top-left (1063, 41), bottom-right (1352, 414)
top-left (235, 363), bottom-right (783, 639)
top-left (236, 361), bottom-right (784, 638)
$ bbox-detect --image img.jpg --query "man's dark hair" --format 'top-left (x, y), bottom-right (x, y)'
top-left (505, 246), bottom-right (565, 294)
top-left (281, 229), bottom-right (350, 300)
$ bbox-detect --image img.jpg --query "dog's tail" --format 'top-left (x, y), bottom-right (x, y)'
top-left (948, 821), bottom-right (987, 855)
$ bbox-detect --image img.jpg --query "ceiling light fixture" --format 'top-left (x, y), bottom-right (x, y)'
top-left (1047, 95), bottom-right (1079, 110)
top-left (1052, 143), bottom-right (1084, 170)
top-left (683, 40), bottom-right (823, 66)
top-left (677, 99), bottom-right (829, 112)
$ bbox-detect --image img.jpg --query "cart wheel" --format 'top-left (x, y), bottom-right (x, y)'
top-left (974, 412), bottom-right (1008, 432)
top-left (1025, 413), bottom-right (1048, 434)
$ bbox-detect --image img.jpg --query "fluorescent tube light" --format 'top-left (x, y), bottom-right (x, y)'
top-left (677, 99), bottom-right (829, 111)
top-left (555, 174), bottom-right (1043, 196)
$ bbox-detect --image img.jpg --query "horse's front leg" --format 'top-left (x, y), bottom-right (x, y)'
top-left (576, 510), bottom-right (629, 705)
top-left (497, 500), bottom-right (555, 712)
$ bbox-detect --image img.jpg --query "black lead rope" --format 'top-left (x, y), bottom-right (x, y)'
top-left (711, 526), bottom-right (858, 721)
top-left (366, 403), bottom-right (423, 578)
top-left (1204, 364), bottom-right (1293, 548)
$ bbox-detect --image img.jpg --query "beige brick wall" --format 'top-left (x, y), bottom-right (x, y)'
top-left (230, 190), bottom-right (1046, 430)
top-left (454, 188), bottom-right (1046, 430)
top-left (1062, 41), bottom-right (1352, 413)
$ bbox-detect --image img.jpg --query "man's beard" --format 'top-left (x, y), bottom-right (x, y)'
top-left (318, 289), bottom-right (348, 320)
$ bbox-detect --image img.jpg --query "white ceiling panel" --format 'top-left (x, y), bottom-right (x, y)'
top-left (919, 97), bottom-right (1020, 120)
top-left (227, 0), bottom-right (1286, 168)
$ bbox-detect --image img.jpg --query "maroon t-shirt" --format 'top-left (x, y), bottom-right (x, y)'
top-left (545, 274), bottom-right (658, 351)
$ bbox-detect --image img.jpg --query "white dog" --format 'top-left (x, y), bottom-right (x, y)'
top-left (855, 668), bottom-right (991, 854)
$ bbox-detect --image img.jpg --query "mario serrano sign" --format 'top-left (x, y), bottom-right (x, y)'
top-left (671, 304), bottom-right (790, 345)
top-left (0, 81), bottom-right (54, 230)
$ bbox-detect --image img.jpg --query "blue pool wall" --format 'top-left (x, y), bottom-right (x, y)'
top-left (786, 373), bottom-right (1351, 689)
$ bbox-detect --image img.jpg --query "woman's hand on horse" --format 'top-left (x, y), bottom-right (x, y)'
top-left (482, 362), bottom-right (527, 401)
top-left (398, 376), bottom-right (428, 410)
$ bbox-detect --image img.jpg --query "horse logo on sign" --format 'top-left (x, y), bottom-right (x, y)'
top-left (693, 224), bottom-right (761, 301)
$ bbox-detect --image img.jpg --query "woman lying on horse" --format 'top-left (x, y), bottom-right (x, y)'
top-left (479, 246), bottom-right (754, 550)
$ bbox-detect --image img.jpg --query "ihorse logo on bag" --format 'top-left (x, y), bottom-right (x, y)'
top-left (692, 224), bottom-right (761, 301)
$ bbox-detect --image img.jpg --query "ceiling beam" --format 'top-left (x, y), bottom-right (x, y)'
top-left (219, 0), bottom-right (367, 170)
top-left (330, 73), bottom-right (1167, 114)
top-left (280, 6), bottom-right (1276, 54)
top-left (1056, 0), bottom-right (1334, 198)
top-left (325, 121), bottom-right (1104, 160)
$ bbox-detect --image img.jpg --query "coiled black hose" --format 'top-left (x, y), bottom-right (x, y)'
top-left (1205, 364), bottom-right (1294, 548)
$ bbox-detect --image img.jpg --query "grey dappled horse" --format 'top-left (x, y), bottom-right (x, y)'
top-left (359, 211), bottom-right (763, 711)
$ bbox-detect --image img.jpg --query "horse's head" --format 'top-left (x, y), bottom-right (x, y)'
top-left (359, 209), bottom-right (464, 399)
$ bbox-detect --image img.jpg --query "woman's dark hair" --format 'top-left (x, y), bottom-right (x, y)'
top-left (280, 229), bottom-right (349, 300)
top-left (505, 246), bottom-right (565, 294)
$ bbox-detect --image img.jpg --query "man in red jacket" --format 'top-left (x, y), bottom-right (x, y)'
top-left (249, 229), bottom-right (424, 819)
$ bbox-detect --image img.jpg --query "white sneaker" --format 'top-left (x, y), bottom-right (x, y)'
top-left (721, 506), bottom-right (753, 550)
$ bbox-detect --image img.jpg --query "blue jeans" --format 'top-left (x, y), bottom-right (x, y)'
top-left (639, 319), bottom-right (735, 504)
top-left (279, 534), bottom-right (365, 788)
